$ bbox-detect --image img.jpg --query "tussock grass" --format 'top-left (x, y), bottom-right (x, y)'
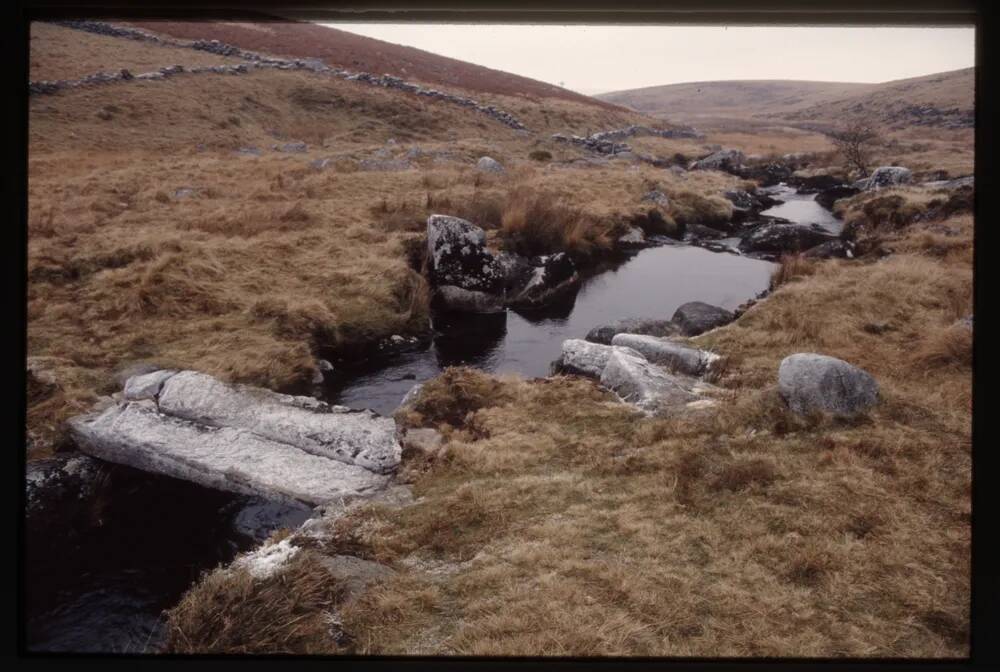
top-left (770, 254), bottom-right (819, 289)
top-left (165, 549), bottom-right (344, 654)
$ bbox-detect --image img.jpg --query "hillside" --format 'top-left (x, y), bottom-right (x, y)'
top-left (599, 68), bottom-right (974, 130)
top-left (123, 19), bottom-right (623, 110)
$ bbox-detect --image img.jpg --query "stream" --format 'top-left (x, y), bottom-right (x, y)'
top-left (26, 185), bottom-right (836, 653)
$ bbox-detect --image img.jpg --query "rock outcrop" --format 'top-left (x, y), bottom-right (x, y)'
top-left (68, 370), bottom-right (399, 506)
top-left (476, 156), bottom-right (505, 173)
top-left (426, 215), bottom-right (507, 313)
top-left (690, 149), bottom-right (745, 172)
top-left (778, 353), bottom-right (879, 417)
top-left (551, 339), bottom-right (641, 378)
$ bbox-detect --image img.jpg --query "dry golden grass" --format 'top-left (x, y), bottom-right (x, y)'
top-left (165, 549), bottom-right (345, 654)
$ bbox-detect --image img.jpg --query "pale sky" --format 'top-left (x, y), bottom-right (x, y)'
top-left (322, 24), bottom-right (975, 95)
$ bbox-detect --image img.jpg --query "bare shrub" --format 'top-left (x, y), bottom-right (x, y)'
top-left (828, 119), bottom-right (882, 178)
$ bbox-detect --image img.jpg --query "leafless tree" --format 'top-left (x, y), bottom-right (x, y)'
top-left (828, 119), bottom-right (881, 178)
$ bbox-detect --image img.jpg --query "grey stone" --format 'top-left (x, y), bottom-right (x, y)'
top-left (400, 427), bottom-right (444, 458)
top-left (672, 302), bottom-right (735, 336)
top-left (691, 149), bottom-right (745, 172)
top-left (427, 214), bottom-right (507, 302)
top-left (610, 334), bottom-right (718, 376)
top-left (476, 156), bottom-right (505, 173)
top-left (599, 349), bottom-right (699, 413)
top-left (435, 285), bottom-right (506, 314)
top-left (778, 353), bottom-right (879, 417)
top-left (618, 226), bottom-right (646, 246)
top-left (156, 371), bottom-right (401, 474)
top-left (506, 253), bottom-right (580, 309)
top-left (553, 339), bottom-right (644, 378)
top-left (586, 318), bottom-right (680, 345)
top-left (122, 369), bottom-right (178, 401)
top-left (739, 222), bottom-right (838, 255)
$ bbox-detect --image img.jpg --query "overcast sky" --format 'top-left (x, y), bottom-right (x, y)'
top-left (321, 24), bottom-right (975, 95)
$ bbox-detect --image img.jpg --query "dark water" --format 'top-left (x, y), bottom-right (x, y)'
top-left (326, 244), bottom-right (775, 415)
top-left (760, 184), bottom-right (843, 235)
top-left (25, 465), bottom-right (311, 653)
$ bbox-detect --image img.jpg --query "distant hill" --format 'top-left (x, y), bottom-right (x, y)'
top-left (125, 19), bottom-right (623, 110)
top-left (598, 68), bottom-right (974, 129)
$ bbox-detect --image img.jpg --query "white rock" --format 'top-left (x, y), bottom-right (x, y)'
top-left (555, 339), bottom-right (645, 379)
top-left (68, 402), bottom-right (390, 506)
top-left (123, 369), bottom-right (178, 401)
top-left (600, 348), bottom-right (699, 413)
top-left (610, 334), bottom-right (718, 376)
top-left (156, 371), bottom-right (401, 473)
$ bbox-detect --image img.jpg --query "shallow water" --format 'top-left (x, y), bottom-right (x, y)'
top-left (327, 244), bottom-right (775, 415)
top-left (760, 184), bottom-right (843, 234)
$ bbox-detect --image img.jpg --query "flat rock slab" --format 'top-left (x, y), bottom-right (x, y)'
top-left (610, 334), bottom-right (718, 376)
top-left (157, 371), bottom-right (400, 473)
top-left (778, 353), bottom-right (879, 417)
top-left (69, 402), bottom-right (390, 506)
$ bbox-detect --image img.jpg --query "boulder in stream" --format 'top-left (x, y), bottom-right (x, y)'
top-left (672, 302), bottom-right (735, 336)
top-left (506, 252), bottom-right (580, 309)
top-left (739, 222), bottom-right (838, 255)
top-left (427, 214), bottom-right (507, 313)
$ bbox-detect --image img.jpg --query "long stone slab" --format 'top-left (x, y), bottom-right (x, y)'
top-left (68, 401), bottom-right (390, 506)
top-left (156, 371), bottom-right (400, 474)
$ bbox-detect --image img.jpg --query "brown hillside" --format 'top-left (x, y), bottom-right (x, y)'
top-left (599, 68), bottom-right (974, 130)
top-left (124, 19), bottom-right (623, 110)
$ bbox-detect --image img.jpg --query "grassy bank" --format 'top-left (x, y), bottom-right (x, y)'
top-left (166, 193), bottom-right (972, 657)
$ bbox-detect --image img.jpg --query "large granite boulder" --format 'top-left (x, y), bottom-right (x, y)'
top-left (855, 166), bottom-right (912, 191)
top-left (739, 222), bottom-right (838, 255)
top-left (610, 334), bottom-right (718, 376)
top-left (672, 302), bottom-right (735, 336)
top-left (551, 339), bottom-right (643, 379)
top-left (68, 370), bottom-right (399, 506)
top-left (427, 214), bottom-right (507, 313)
top-left (599, 349), bottom-right (699, 413)
top-left (778, 353), bottom-right (879, 417)
top-left (586, 317), bottom-right (680, 345)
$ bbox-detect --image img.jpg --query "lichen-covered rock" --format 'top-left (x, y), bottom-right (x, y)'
top-left (156, 371), bottom-right (400, 473)
top-left (435, 285), bottom-right (506, 313)
top-left (739, 222), bottom-right (838, 255)
top-left (25, 454), bottom-right (105, 523)
top-left (551, 339), bottom-right (644, 378)
top-left (814, 184), bottom-right (861, 210)
top-left (507, 253), bottom-right (580, 309)
top-left (586, 318), bottom-right (680, 345)
top-left (803, 240), bottom-right (854, 259)
top-left (599, 349), bottom-right (699, 413)
top-left (778, 353), bottom-right (879, 417)
top-left (426, 215), bottom-right (506, 297)
top-left (671, 302), bottom-right (735, 336)
top-left (610, 334), bottom-right (718, 376)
